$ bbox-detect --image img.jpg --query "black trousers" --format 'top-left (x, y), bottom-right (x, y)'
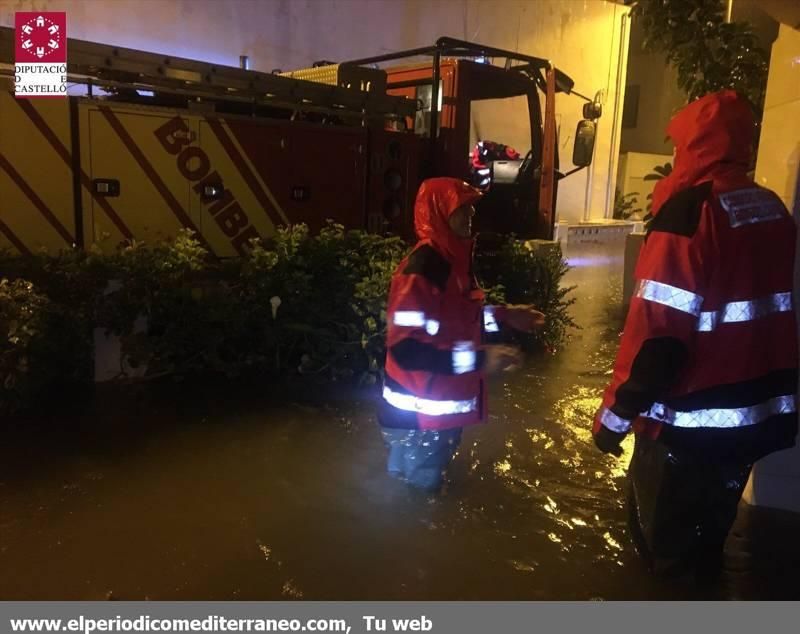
top-left (627, 433), bottom-right (752, 576)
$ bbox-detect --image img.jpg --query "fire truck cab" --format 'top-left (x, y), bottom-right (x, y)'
top-left (348, 38), bottom-right (601, 240)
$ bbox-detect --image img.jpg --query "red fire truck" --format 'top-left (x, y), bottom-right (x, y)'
top-left (0, 29), bottom-right (600, 257)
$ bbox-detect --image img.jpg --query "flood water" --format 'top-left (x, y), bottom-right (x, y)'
top-left (2, 242), bottom-right (799, 600)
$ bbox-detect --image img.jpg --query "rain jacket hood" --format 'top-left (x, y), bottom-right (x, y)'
top-left (596, 90), bottom-right (797, 462)
top-left (414, 177), bottom-right (482, 267)
top-left (651, 90), bottom-right (754, 215)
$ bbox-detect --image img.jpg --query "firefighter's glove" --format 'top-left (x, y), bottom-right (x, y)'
top-left (593, 425), bottom-right (626, 457)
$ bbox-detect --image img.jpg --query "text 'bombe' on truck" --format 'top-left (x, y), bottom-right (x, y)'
top-left (0, 28), bottom-right (601, 257)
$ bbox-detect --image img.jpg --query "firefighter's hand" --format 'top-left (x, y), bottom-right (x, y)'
top-left (502, 305), bottom-right (546, 333)
top-left (484, 345), bottom-right (523, 374)
top-left (593, 425), bottom-right (626, 457)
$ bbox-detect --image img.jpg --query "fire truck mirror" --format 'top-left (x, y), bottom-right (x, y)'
top-left (554, 69), bottom-right (574, 95)
top-left (583, 101), bottom-right (602, 120)
top-left (572, 120), bottom-right (596, 168)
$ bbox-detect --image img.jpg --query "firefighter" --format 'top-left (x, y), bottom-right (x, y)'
top-left (592, 90), bottom-right (798, 580)
top-left (379, 177), bottom-right (545, 491)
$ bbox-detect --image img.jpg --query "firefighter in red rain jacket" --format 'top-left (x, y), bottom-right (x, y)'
top-left (593, 90), bottom-right (798, 578)
top-left (379, 177), bottom-right (544, 491)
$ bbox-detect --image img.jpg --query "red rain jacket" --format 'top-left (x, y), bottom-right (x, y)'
top-left (595, 91), bottom-right (798, 459)
top-left (381, 177), bottom-right (507, 431)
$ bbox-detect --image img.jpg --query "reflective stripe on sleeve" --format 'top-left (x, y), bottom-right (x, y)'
top-left (393, 310), bottom-right (441, 336)
top-left (697, 292), bottom-right (793, 332)
top-left (393, 311), bottom-right (426, 327)
top-left (634, 279), bottom-right (703, 316)
top-left (452, 341), bottom-right (477, 375)
top-left (644, 394), bottom-right (796, 429)
top-left (483, 306), bottom-right (500, 333)
top-left (598, 407), bottom-right (633, 433)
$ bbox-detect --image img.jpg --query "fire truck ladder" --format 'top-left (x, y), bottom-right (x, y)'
top-left (0, 26), bottom-right (416, 122)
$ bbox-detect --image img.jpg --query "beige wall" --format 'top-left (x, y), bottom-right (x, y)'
top-left (619, 22), bottom-right (686, 157)
top-left (620, 0), bottom-right (779, 159)
top-left (755, 23), bottom-right (800, 214)
top-left (0, 0), bottom-right (630, 225)
top-left (616, 151), bottom-right (672, 216)
top-left (744, 23), bottom-right (800, 514)
top-left (619, 50), bottom-right (685, 156)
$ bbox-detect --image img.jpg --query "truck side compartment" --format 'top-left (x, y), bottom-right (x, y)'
top-left (0, 81), bottom-right (76, 255)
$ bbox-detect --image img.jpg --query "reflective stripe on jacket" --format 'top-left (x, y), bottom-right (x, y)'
top-left (381, 177), bottom-right (504, 431)
top-left (596, 91), bottom-right (798, 455)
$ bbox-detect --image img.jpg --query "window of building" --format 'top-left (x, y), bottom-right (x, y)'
top-left (622, 85), bottom-right (640, 129)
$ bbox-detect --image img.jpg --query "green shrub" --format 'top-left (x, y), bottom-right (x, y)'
top-left (94, 229), bottom-right (218, 379)
top-left (242, 223), bottom-right (407, 384)
top-left (0, 227), bottom-right (575, 413)
top-left (633, 0), bottom-right (768, 114)
top-left (0, 278), bottom-right (92, 414)
top-left (613, 189), bottom-right (642, 221)
top-left (476, 238), bottom-right (576, 353)
top-left (0, 279), bottom-right (50, 413)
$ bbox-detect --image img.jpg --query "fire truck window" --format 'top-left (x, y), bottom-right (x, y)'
top-left (469, 95), bottom-right (531, 158)
top-left (414, 81), bottom-right (443, 136)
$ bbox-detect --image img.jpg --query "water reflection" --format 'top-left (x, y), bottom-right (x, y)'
top-left (1, 243), bottom-right (798, 600)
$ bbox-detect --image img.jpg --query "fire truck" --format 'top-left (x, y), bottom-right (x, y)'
top-left (0, 28), bottom-right (600, 257)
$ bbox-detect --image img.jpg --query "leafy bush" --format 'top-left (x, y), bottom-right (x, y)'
top-left (93, 230), bottom-right (215, 379)
top-left (0, 278), bottom-right (92, 414)
top-left (633, 0), bottom-right (769, 114)
top-left (242, 223), bottom-right (407, 384)
top-left (476, 238), bottom-right (576, 353)
top-left (613, 189), bottom-right (642, 220)
top-left (641, 161), bottom-right (674, 226)
top-left (0, 279), bottom-right (51, 413)
top-left (1, 226), bottom-right (576, 413)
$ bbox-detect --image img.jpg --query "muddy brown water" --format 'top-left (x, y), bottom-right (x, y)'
top-left (2, 242), bottom-right (799, 600)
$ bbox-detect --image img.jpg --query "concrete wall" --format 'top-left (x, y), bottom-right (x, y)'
top-left (0, 0), bottom-right (630, 225)
top-left (743, 23), bottom-right (800, 514)
top-left (619, 43), bottom-right (685, 156)
top-left (754, 24), bottom-right (800, 215)
top-left (753, 193), bottom-right (800, 510)
top-left (619, 0), bottom-right (779, 159)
